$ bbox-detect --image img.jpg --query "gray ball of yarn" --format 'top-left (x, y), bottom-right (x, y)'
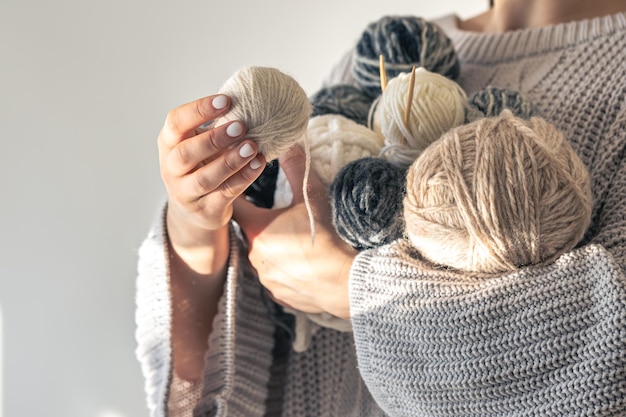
top-left (329, 157), bottom-right (406, 250)
top-left (353, 15), bottom-right (460, 97)
top-left (465, 86), bottom-right (537, 122)
top-left (310, 84), bottom-right (375, 127)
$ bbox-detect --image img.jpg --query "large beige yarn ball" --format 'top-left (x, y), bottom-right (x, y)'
top-left (403, 110), bottom-right (592, 273)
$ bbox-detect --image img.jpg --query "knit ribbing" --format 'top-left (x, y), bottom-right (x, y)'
top-left (437, 13), bottom-right (626, 64)
top-left (194, 225), bottom-right (276, 417)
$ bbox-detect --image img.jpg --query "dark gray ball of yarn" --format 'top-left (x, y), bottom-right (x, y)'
top-left (465, 86), bottom-right (538, 122)
top-left (353, 15), bottom-right (460, 97)
top-left (309, 84), bottom-right (375, 127)
top-left (329, 157), bottom-right (406, 250)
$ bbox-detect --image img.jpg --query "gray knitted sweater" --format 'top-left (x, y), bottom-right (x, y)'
top-left (135, 12), bottom-right (626, 417)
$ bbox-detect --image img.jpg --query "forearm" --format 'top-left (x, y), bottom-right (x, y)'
top-left (166, 207), bottom-right (230, 382)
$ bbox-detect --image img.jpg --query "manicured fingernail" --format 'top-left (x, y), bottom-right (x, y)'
top-left (212, 95), bottom-right (228, 109)
top-left (239, 143), bottom-right (254, 158)
top-left (227, 122), bottom-right (243, 137)
top-left (249, 158), bottom-right (262, 170)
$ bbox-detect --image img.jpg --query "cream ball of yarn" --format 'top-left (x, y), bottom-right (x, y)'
top-left (373, 67), bottom-right (466, 169)
top-left (215, 66), bottom-right (311, 161)
top-left (403, 110), bottom-right (592, 274)
top-left (306, 114), bottom-right (385, 186)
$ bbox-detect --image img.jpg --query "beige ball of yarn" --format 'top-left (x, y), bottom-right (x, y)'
top-left (215, 66), bottom-right (311, 161)
top-left (374, 67), bottom-right (466, 169)
top-left (403, 110), bottom-right (592, 274)
top-left (307, 114), bottom-right (385, 186)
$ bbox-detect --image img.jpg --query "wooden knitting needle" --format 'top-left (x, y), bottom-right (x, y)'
top-left (404, 66), bottom-right (417, 126)
top-left (379, 54), bottom-right (387, 92)
top-left (400, 66), bottom-right (417, 146)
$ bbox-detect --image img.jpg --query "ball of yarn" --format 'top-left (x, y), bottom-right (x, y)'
top-left (353, 15), bottom-right (460, 97)
top-left (465, 86), bottom-right (537, 122)
top-left (403, 110), bottom-right (592, 274)
top-left (330, 157), bottom-right (406, 250)
top-left (215, 66), bottom-right (311, 161)
top-left (310, 84), bottom-right (375, 127)
top-left (307, 114), bottom-right (384, 186)
top-left (375, 68), bottom-right (467, 169)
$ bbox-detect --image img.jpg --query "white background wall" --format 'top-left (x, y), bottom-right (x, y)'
top-left (0, 1), bottom-right (485, 416)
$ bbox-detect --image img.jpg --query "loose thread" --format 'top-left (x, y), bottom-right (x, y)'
top-left (301, 133), bottom-right (316, 244)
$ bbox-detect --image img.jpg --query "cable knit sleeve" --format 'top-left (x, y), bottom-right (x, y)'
top-left (349, 241), bottom-right (626, 417)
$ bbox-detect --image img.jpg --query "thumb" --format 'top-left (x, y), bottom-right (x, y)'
top-left (232, 196), bottom-right (271, 241)
top-left (279, 143), bottom-right (325, 204)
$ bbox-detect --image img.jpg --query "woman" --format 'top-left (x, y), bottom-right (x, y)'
top-left (136, 1), bottom-right (626, 415)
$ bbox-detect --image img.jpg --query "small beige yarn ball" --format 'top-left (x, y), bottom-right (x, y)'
top-left (215, 66), bottom-right (311, 161)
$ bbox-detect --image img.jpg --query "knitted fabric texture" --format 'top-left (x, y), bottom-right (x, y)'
top-left (330, 157), bottom-right (406, 250)
top-left (309, 84), bottom-right (375, 127)
top-left (351, 242), bottom-right (626, 417)
top-left (404, 110), bottom-right (592, 273)
top-left (215, 66), bottom-right (311, 161)
top-left (353, 15), bottom-right (460, 97)
top-left (465, 85), bottom-right (537, 123)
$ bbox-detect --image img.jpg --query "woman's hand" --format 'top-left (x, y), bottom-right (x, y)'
top-left (159, 94), bottom-right (266, 274)
top-left (233, 145), bottom-right (357, 319)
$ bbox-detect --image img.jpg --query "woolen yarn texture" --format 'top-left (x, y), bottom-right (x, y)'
top-left (330, 157), bottom-right (406, 250)
top-left (465, 85), bottom-right (537, 122)
top-left (215, 66), bottom-right (311, 161)
top-left (353, 15), bottom-right (460, 97)
top-left (404, 110), bottom-right (593, 273)
top-left (309, 84), bottom-right (375, 127)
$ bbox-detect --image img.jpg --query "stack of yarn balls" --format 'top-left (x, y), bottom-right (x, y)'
top-left (310, 14), bottom-right (590, 270)
top-left (230, 16), bottom-right (593, 348)
top-left (318, 15), bottom-right (467, 249)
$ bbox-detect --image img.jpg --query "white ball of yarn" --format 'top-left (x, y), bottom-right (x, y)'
top-left (375, 67), bottom-right (466, 169)
top-left (307, 114), bottom-right (384, 186)
top-left (215, 66), bottom-right (311, 161)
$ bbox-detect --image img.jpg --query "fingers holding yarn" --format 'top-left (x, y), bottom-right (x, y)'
top-left (164, 120), bottom-right (247, 176)
top-left (215, 66), bottom-right (311, 161)
top-left (159, 94), bottom-right (231, 150)
top-left (180, 139), bottom-right (265, 203)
